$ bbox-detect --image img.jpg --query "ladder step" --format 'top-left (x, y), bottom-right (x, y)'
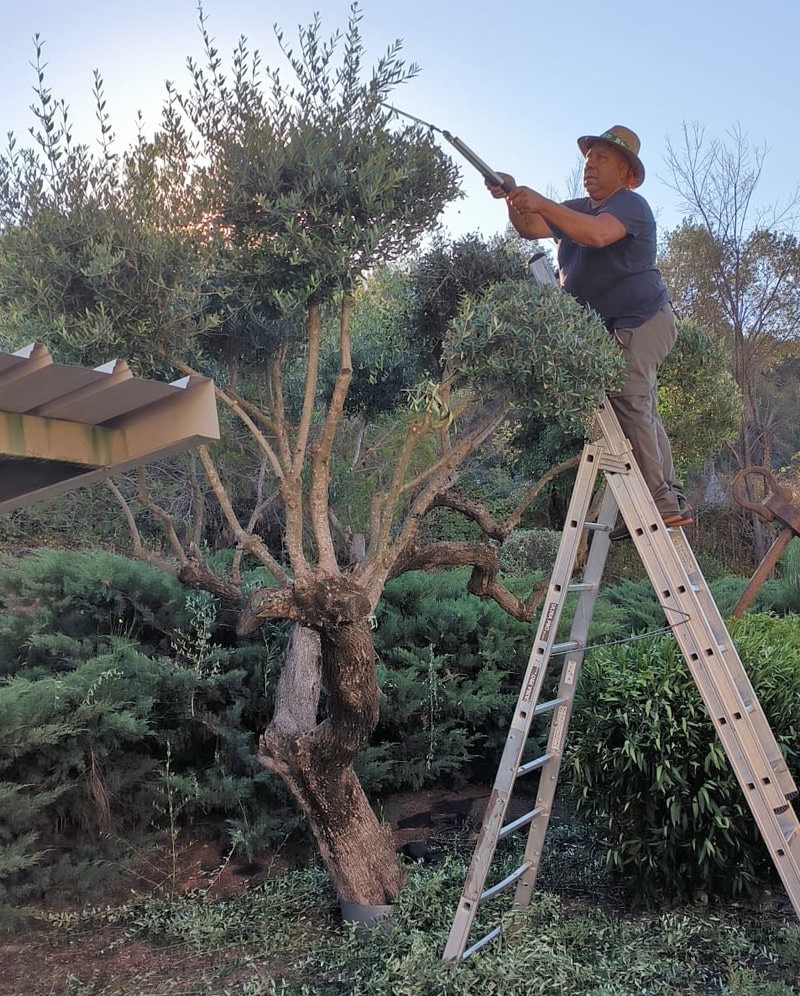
top-left (776, 814), bottom-right (796, 849)
top-left (480, 862), bottom-right (531, 901)
top-left (552, 640), bottom-right (581, 655)
top-left (568, 582), bottom-right (595, 593)
top-left (517, 754), bottom-right (553, 776)
top-left (499, 807), bottom-right (542, 840)
top-left (533, 697), bottom-right (565, 715)
top-left (462, 926), bottom-right (502, 961)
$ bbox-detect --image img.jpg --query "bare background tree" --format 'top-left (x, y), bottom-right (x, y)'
top-left (660, 122), bottom-right (800, 558)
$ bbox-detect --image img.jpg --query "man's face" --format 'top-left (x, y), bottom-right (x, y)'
top-left (582, 141), bottom-right (632, 201)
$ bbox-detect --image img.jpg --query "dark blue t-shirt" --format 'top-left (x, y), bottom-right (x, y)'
top-left (549, 189), bottom-right (668, 329)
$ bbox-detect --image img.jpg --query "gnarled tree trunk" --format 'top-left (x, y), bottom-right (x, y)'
top-left (257, 622), bottom-right (404, 905)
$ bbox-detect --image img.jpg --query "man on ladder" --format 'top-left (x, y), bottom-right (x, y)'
top-left (487, 124), bottom-right (691, 540)
top-left (442, 127), bottom-right (800, 964)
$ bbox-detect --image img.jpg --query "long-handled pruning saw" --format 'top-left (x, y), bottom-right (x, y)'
top-left (380, 102), bottom-right (515, 193)
top-left (382, 103), bottom-right (559, 287)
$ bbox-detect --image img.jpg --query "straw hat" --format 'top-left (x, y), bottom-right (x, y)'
top-left (577, 126), bottom-right (645, 188)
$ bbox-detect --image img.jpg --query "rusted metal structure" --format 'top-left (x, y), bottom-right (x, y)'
top-left (731, 466), bottom-right (800, 619)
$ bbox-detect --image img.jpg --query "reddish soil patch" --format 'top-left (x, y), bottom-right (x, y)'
top-left (0, 788), bottom-right (488, 995)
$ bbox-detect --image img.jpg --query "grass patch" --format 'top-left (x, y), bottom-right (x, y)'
top-left (15, 847), bottom-right (799, 996)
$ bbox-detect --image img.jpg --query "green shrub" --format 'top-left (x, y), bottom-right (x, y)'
top-left (499, 528), bottom-right (562, 577)
top-left (566, 614), bottom-right (800, 906)
top-left (370, 570), bottom-right (541, 790)
top-left (0, 549), bottom-right (296, 915)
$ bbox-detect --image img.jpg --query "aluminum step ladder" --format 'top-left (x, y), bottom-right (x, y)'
top-left (442, 397), bottom-right (800, 962)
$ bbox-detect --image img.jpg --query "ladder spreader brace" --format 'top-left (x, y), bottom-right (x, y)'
top-left (443, 397), bottom-right (800, 962)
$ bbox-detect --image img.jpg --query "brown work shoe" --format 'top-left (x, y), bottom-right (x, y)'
top-left (609, 507), bottom-right (694, 542)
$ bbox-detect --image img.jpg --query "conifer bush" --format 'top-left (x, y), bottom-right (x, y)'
top-left (566, 614), bottom-right (800, 905)
top-left (0, 549), bottom-right (295, 914)
top-left (369, 570), bottom-right (543, 789)
top-left (498, 528), bottom-right (562, 577)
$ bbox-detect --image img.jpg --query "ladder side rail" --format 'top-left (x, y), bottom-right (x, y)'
top-left (597, 396), bottom-right (796, 801)
top-left (644, 556), bottom-right (800, 906)
top-left (602, 473), bottom-right (800, 913)
top-left (512, 484), bottom-right (620, 911)
top-left (441, 443), bottom-right (603, 962)
top-left (602, 469), bottom-right (790, 814)
top-left (670, 529), bottom-right (797, 800)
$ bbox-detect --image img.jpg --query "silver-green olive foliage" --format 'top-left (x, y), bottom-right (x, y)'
top-left (660, 319), bottom-right (741, 467)
top-left (0, 10), bottom-right (461, 372)
top-left (181, 13), bottom-right (461, 324)
top-left (443, 279), bottom-right (626, 431)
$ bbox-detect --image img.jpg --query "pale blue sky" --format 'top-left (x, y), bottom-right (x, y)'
top-left (1, 0), bottom-right (798, 242)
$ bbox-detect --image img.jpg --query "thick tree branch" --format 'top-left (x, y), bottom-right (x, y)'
top-left (169, 355), bottom-right (285, 480)
top-left (386, 539), bottom-right (548, 622)
top-left (503, 454), bottom-right (581, 533)
top-left (269, 348), bottom-right (293, 468)
top-left (197, 444), bottom-right (289, 583)
top-left (232, 455), bottom-right (272, 585)
top-left (135, 467), bottom-right (189, 566)
top-left (383, 408), bottom-right (508, 571)
top-left (310, 294), bottom-right (354, 571)
top-left (364, 414), bottom-right (433, 564)
top-left (179, 549), bottom-right (245, 604)
top-left (293, 302), bottom-right (321, 474)
top-left (187, 451), bottom-right (205, 549)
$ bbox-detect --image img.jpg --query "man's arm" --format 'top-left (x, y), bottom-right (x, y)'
top-left (507, 202), bottom-right (555, 239)
top-left (487, 174), bottom-right (626, 246)
top-left (508, 187), bottom-right (626, 247)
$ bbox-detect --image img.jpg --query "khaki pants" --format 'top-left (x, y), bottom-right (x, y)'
top-left (608, 305), bottom-right (682, 516)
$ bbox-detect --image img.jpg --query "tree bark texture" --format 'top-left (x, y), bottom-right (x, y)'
top-left (257, 622), bottom-right (404, 905)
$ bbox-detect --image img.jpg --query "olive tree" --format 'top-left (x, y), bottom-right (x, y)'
top-left (0, 7), bottom-right (630, 906)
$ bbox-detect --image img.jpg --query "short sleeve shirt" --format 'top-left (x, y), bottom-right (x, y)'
top-left (549, 189), bottom-right (668, 329)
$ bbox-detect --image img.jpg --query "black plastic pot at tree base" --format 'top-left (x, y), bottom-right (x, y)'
top-left (340, 901), bottom-right (395, 935)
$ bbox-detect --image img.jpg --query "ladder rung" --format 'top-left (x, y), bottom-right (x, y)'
top-left (585, 521), bottom-right (608, 531)
top-left (533, 697), bottom-right (565, 715)
top-left (551, 640), bottom-right (581, 655)
top-left (568, 582), bottom-right (595, 592)
top-left (461, 926), bottom-right (502, 960)
top-left (480, 861), bottom-right (531, 901)
top-left (499, 807), bottom-right (542, 840)
top-left (517, 754), bottom-right (552, 776)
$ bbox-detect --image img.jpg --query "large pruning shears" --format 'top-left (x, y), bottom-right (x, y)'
top-left (380, 102), bottom-right (515, 193)
top-left (731, 466), bottom-right (800, 618)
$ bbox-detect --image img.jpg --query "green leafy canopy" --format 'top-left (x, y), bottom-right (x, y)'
top-left (443, 279), bottom-right (626, 431)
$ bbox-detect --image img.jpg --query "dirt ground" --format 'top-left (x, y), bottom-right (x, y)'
top-left (0, 786), bottom-right (494, 996)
